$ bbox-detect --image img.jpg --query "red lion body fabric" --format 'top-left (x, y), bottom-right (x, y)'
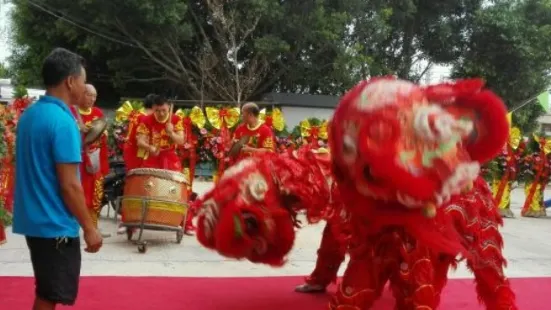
top-left (195, 78), bottom-right (515, 309)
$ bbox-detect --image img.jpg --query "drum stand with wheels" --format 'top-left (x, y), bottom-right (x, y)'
top-left (116, 197), bottom-right (187, 254)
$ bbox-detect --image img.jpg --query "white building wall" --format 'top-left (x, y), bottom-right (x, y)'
top-left (281, 106), bottom-right (335, 129)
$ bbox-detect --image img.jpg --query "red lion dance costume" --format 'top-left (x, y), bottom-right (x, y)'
top-left (195, 77), bottom-right (516, 309)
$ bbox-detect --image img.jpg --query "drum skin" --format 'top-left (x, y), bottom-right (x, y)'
top-left (121, 168), bottom-right (189, 227)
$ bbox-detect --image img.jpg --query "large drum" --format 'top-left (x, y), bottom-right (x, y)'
top-left (121, 168), bottom-right (189, 228)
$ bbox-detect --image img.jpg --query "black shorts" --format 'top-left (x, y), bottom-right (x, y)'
top-left (26, 236), bottom-right (82, 305)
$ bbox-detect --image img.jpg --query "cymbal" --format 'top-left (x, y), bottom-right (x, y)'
top-left (84, 118), bottom-right (108, 145)
top-left (228, 135), bottom-right (250, 158)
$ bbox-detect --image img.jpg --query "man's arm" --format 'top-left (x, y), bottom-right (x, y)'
top-left (168, 117), bottom-right (185, 145)
top-left (169, 130), bottom-right (185, 145)
top-left (56, 164), bottom-right (95, 233)
top-left (136, 134), bottom-right (151, 149)
top-left (52, 120), bottom-right (94, 232)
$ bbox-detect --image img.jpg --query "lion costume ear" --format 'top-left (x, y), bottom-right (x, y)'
top-left (424, 79), bottom-right (509, 164)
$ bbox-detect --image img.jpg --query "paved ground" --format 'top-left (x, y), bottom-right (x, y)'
top-left (1, 182), bottom-right (551, 279)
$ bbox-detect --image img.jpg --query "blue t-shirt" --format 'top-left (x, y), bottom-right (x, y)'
top-left (12, 95), bottom-right (82, 238)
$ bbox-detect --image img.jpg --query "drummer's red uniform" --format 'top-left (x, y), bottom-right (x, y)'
top-left (0, 223), bottom-right (6, 246)
top-left (233, 123), bottom-right (275, 161)
top-left (76, 107), bottom-right (110, 228)
top-left (123, 114), bottom-right (147, 171)
top-left (136, 114), bottom-right (184, 172)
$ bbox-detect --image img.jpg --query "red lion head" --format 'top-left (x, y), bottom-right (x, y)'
top-left (196, 149), bottom-right (332, 266)
top-left (330, 77), bottom-right (508, 217)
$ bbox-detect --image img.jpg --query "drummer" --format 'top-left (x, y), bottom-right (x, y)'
top-left (135, 96), bottom-right (196, 234)
top-left (135, 95), bottom-right (184, 170)
top-left (118, 95), bottom-right (152, 234)
top-left (73, 84), bottom-right (110, 237)
top-left (232, 102), bottom-right (275, 163)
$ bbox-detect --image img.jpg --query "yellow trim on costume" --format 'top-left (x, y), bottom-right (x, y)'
top-left (247, 121), bottom-right (262, 131)
top-left (79, 108), bottom-right (92, 115)
top-left (154, 113), bottom-right (170, 123)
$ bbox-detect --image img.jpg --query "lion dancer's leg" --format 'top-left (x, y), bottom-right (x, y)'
top-left (467, 231), bottom-right (517, 309)
top-left (389, 244), bottom-right (441, 310)
top-left (329, 243), bottom-right (388, 310)
top-left (468, 260), bottom-right (516, 310)
top-left (295, 222), bottom-right (346, 293)
top-left (432, 254), bottom-right (456, 306)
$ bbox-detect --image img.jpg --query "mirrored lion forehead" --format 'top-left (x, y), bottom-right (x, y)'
top-left (354, 78), bottom-right (421, 111)
top-left (330, 77), bottom-right (508, 214)
top-left (220, 158), bottom-right (258, 181)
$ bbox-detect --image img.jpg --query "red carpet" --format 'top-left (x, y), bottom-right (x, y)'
top-left (0, 276), bottom-right (548, 309)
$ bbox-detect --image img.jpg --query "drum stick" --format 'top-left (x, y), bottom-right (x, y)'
top-left (169, 103), bottom-right (174, 119)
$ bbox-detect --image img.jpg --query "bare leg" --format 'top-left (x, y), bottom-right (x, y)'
top-left (33, 297), bottom-right (56, 310)
top-left (296, 222), bottom-right (346, 293)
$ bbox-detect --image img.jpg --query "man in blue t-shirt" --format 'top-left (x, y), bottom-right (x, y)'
top-left (13, 47), bottom-right (103, 310)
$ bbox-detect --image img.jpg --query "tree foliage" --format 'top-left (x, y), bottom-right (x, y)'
top-left (452, 0), bottom-right (551, 132)
top-left (8, 0), bottom-right (355, 103)
top-left (7, 0), bottom-right (551, 133)
top-left (0, 62), bottom-right (9, 78)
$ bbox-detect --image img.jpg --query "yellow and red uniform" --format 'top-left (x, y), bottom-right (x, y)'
top-left (136, 114), bottom-right (184, 172)
top-left (74, 107), bottom-right (110, 228)
top-left (232, 122), bottom-right (275, 162)
top-left (123, 114), bottom-right (147, 171)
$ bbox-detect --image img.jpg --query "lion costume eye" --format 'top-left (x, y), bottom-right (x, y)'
top-left (248, 175), bottom-right (268, 201)
top-left (342, 135), bottom-right (357, 163)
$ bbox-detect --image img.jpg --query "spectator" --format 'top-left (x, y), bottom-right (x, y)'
top-left (13, 47), bottom-right (103, 310)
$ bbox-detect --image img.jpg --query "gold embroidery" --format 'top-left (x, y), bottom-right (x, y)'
top-left (91, 177), bottom-right (104, 228)
top-left (136, 123), bottom-right (150, 135)
top-left (262, 137), bottom-right (274, 150)
top-left (174, 119), bottom-right (184, 132)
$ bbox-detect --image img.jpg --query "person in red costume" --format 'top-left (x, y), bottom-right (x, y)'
top-left (232, 102), bottom-right (275, 162)
top-left (73, 84), bottom-right (110, 237)
top-left (136, 95), bottom-right (185, 170)
top-left (123, 94), bottom-right (154, 171)
top-left (135, 95), bottom-right (195, 234)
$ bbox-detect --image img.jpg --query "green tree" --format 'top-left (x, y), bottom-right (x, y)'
top-left (0, 62), bottom-right (9, 78)
top-left (350, 0), bottom-right (484, 81)
top-left (8, 0), bottom-right (355, 102)
top-left (452, 0), bottom-right (551, 133)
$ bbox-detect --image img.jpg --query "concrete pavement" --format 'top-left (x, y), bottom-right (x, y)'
top-left (1, 182), bottom-right (551, 279)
